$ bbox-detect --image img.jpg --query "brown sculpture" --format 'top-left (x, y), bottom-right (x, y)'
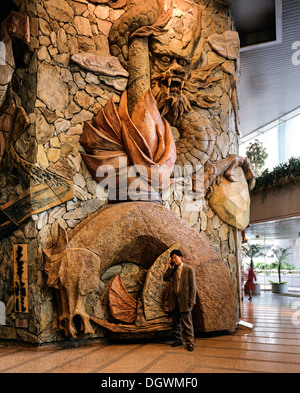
top-left (80, 89), bottom-right (177, 201)
top-left (43, 203), bottom-right (237, 338)
top-left (44, 225), bottom-right (101, 338)
top-left (109, 274), bottom-right (137, 324)
top-left (80, 0), bottom-right (255, 204)
top-left (43, 0), bottom-right (255, 339)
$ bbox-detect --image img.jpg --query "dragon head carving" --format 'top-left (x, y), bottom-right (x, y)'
top-left (148, 5), bottom-right (222, 128)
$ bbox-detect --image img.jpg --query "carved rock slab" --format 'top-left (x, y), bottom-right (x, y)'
top-left (67, 202), bottom-right (237, 333)
top-left (208, 31), bottom-right (240, 60)
top-left (142, 242), bottom-right (179, 321)
top-left (208, 167), bottom-right (250, 231)
top-left (44, 227), bottom-right (101, 338)
top-left (71, 52), bottom-right (129, 78)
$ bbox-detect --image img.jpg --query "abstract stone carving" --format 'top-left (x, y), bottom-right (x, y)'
top-left (71, 53), bottom-right (129, 78)
top-left (43, 202), bottom-right (237, 336)
top-left (0, 108), bottom-right (73, 238)
top-left (71, 52), bottom-right (129, 92)
top-left (109, 274), bottom-right (137, 324)
top-left (44, 225), bottom-right (101, 338)
top-left (142, 242), bottom-right (179, 321)
top-left (208, 167), bottom-right (251, 231)
top-left (42, 0), bottom-right (254, 339)
top-left (207, 31), bottom-right (240, 60)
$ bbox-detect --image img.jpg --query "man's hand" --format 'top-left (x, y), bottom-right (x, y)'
top-left (168, 260), bottom-right (174, 268)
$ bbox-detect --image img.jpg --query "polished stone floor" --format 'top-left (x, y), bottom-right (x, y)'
top-left (1, 292), bottom-right (300, 373)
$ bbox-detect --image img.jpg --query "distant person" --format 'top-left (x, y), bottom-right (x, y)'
top-left (246, 261), bottom-right (257, 301)
top-left (163, 249), bottom-right (197, 352)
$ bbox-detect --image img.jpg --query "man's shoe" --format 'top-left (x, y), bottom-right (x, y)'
top-left (187, 344), bottom-right (194, 352)
top-left (171, 341), bottom-right (183, 347)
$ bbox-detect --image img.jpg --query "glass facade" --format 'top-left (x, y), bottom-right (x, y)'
top-left (242, 107), bottom-right (300, 288)
top-left (239, 107), bottom-right (300, 171)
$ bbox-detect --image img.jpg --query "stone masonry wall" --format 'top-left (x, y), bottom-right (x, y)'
top-left (0, 0), bottom-right (242, 344)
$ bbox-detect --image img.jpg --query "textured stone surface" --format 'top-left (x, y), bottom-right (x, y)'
top-left (44, 0), bottom-right (75, 23)
top-left (37, 63), bottom-right (69, 112)
top-left (68, 202), bottom-right (237, 332)
top-left (0, 0), bottom-right (244, 344)
top-left (208, 167), bottom-right (250, 231)
top-left (208, 31), bottom-right (240, 60)
top-left (44, 226), bottom-right (101, 339)
top-left (142, 243), bottom-right (179, 321)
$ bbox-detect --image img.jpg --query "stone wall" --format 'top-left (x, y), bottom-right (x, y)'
top-left (0, 0), bottom-right (242, 344)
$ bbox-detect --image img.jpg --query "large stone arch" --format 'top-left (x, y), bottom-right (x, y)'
top-left (67, 202), bottom-right (237, 333)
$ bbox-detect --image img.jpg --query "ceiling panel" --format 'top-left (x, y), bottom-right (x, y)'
top-left (246, 217), bottom-right (300, 240)
top-left (231, 0), bottom-right (300, 136)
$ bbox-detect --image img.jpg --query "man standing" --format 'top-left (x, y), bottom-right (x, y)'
top-left (163, 249), bottom-right (197, 352)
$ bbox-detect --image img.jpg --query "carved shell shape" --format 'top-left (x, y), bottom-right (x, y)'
top-left (109, 274), bottom-right (137, 324)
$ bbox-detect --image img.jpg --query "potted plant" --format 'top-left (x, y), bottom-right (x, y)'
top-left (242, 244), bottom-right (265, 296)
top-left (269, 247), bottom-right (291, 294)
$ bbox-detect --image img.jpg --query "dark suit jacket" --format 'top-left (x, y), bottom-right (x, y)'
top-left (163, 264), bottom-right (197, 313)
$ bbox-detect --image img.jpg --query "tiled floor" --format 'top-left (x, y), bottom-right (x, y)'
top-left (1, 292), bottom-right (300, 373)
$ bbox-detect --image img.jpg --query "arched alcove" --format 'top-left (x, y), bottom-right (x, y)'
top-left (66, 202), bottom-right (237, 333)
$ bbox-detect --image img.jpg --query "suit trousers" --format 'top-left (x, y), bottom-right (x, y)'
top-left (172, 298), bottom-right (194, 345)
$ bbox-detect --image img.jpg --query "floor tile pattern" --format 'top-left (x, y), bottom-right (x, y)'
top-left (1, 293), bottom-right (300, 373)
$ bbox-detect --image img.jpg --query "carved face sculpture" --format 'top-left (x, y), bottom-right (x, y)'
top-left (149, 40), bottom-right (192, 125)
top-left (149, 3), bottom-right (201, 126)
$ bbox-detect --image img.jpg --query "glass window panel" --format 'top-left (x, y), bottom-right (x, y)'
top-left (239, 107), bottom-right (300, 172)
top-left (285, 114), bottom-right (300, 160)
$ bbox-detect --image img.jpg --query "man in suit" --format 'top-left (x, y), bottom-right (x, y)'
top-left (163, 249), bottom-right (197, 352)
